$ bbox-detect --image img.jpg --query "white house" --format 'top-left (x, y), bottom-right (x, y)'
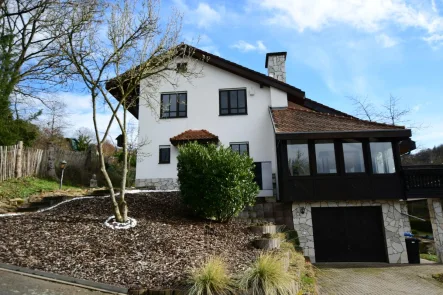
top-left (109, 45), bottom-right (443, 265)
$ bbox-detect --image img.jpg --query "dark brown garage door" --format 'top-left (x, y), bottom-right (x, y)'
top-left (312, 206), bottom-right (387, 262)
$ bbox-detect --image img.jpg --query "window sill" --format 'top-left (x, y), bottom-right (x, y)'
top-left (219, 113), bottom-right (248, 116)
top-left (158, 162), bottom-right (170, 164)
top-left (160, 116), bottom-right (187, 119)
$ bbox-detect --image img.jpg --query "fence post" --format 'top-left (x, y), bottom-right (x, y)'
top-left (15, 141), bottom-right (23, 178)
top-left (47, 143), bottom-right (59, 180)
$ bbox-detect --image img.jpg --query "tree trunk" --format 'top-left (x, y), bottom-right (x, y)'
top-left (46, 143), bottom-right (58, 180)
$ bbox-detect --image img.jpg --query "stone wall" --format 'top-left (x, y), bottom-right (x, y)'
top-left (292, 200), bottom-right (410, 263)
top-left (237, 198), bottom-right (294, 228)
top-left (266, 55), bottom-right (286, 82)
top-left (428, 198), bottom-right (443, 263)
top-left (135, 178), bottom-right (179, 190)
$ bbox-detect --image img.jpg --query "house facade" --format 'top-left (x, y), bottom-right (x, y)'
top-left (114, 46), bottom-right (443, 264)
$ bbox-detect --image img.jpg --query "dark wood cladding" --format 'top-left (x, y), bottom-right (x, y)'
top-left (281, 174), bottom-right (403, 202)
top-left (403, 165), bottom-right (443, 197)
top-left (277, 138), bottom-right (405, 202)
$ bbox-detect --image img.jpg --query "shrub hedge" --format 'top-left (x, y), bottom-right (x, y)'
top-left (177, 142), bottom-right (259, 222)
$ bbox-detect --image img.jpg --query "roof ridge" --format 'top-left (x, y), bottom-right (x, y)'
top-left (281, 107), bottom-right (405, 129)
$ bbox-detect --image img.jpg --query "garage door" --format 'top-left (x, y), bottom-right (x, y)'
top-left (312, 206), bottom-right (387, 262)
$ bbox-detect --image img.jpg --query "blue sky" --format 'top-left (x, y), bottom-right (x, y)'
top-left (60, 0), bottom-right (443, 150)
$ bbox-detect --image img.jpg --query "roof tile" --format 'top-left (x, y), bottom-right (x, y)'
top-left (271, 108), bottom-right (405, 133)
top-left (170, 129), bottom-right (219, 144)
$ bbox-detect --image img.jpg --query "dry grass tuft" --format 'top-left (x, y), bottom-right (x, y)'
top-left (239, 253), bottom-right (297, 295)
top-left (187, 257), bottom-right (234, 295)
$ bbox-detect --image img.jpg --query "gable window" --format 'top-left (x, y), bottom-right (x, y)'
top-left (159, 145), bottom-right (171, 164)
top-left (230, 142), bottom-right (249, 155)
top-left (176, 63), bottom-right (187, 73)
top-left (287, 140), bottom-right (310, 176)
top-left (315, 141), bottom-right (337, 174)
top-left (343, 140), bottom-right (365, 173)
top-left (370, 142), bottom-right (395, 174)
top-left (161, 93), bottom-right (187, 118)
top-left (220, 89), bottom-right (247, 115)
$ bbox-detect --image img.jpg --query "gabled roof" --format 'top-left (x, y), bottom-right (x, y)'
top-left (170, 129), bottom-right (219, 146)
top-left (271, 107), bottom-right (411, 139)
top-left (191, 46), bottom-right (305, 99)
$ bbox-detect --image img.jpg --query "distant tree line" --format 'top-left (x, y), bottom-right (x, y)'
top-left (402, 144), bottom-right (443, 165)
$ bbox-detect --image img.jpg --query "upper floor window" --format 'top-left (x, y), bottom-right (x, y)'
top-left (161, 93), bottom-right (187, 118)
top-left (219, 89), bottom-right (247, 115)
top-left (315, 141), bottom-right (337, 174)
top-left (230, 142), bottom-right (249, 155)
top-left (287, 140), bottom-right (310, 176)
top-left (343, 141), bottom-right (365, 173)
top-left (159, 145), bottom-right (171, 164)
top-left (370, 142), bottom-right (395, 174)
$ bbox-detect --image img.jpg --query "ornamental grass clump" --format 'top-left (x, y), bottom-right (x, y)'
top-left (187, 257), bottom-right (234, 295)
top-left (239, 253), bottom-right (297, 295)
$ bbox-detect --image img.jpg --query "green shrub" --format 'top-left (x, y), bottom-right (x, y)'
top-left (239, 253), bottom-right (297, 295)
top-left (177, 142), bottom-right (259, 222)
top-left (187, 257), bottom-right (234, 295)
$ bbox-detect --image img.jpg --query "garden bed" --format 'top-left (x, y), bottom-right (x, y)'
top-left (0, 192), bottom-right (260, 289)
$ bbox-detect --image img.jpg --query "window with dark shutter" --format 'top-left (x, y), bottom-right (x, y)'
top-left (219, 89), bottom-right (247, 115)
top-left (159, 145), bottom-right (171, 164)
top-left (161, 93), bottom-right (187, 118)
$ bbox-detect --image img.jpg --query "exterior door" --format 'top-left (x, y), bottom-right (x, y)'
top-left (312, 206), bottom-right (387, 262)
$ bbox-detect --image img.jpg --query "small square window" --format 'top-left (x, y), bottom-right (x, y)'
top-left (219, 89), bottom-right (247, 115)
top-left (159, 146), bottom-right (171, 164)
top-left (230, 142), bottom-right (249, 156)
top-left (176, 63), bottom-right (187, 73)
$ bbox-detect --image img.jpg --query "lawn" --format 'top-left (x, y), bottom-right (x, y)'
top-left (0, 177), bottom-right (85, 201)
top-left (0, 192), bottom-right (260, 289)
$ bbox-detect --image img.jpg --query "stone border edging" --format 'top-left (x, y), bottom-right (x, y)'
top-left (0, 262), bottom-right (128, 294)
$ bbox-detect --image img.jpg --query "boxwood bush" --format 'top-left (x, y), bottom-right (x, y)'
top-left (177, 142), bottom-right (259, 222)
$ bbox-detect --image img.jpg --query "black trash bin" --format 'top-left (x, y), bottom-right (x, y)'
top-left (405, 238), bottom-right (420, 264)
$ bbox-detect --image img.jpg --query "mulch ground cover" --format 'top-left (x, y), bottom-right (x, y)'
top-left (0, 192), bottom-right (260, 289)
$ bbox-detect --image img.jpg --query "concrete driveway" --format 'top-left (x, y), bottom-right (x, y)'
top-left (0, 270), bottom-right (114, 295)
top-left (316, 263), bottom-right (443, 295)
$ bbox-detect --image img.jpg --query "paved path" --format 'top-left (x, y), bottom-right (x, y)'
top-left (0, 270), bottom-right (113, 295)
top-left (316, 263), bottom-right (443, 295)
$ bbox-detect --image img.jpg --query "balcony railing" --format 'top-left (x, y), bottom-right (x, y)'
top-left (403, 165), bottom-right (443, 197)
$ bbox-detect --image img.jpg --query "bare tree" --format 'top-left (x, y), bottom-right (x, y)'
top-left (348, 95), bottom-right (380, 122)
top-left (380, 94), bottom-right (411, 126)
top-left (57, 0), bottom-right (204, 223)
top-left (0, 0), bottom-right (87, 110)
top-left (348, 94), bottom-right (417, 128)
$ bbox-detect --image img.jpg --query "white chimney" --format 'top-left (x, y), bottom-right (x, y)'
top-left (265, 52), bottom-right (287, 82)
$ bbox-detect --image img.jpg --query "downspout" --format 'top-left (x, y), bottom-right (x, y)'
top-left (268, 107), bottom-right (280, 201)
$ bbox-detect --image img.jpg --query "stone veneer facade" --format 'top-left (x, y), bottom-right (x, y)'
top-left (292, 200), bottom-right (411, 263)
top-left (266, 54), bottom-right (286, 82)
top-left (135, 178), bottom-right (179, 190)
top-left (428, 198), bottom-right (443, 263)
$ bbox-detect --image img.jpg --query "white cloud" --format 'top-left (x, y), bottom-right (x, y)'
top-left (376, 33), bottom-right (398, 48)
top-left (231, 40), bottom-right (267, 53)
top-left (174, 0), bottom-right (222, 29)
top-left (253, 0), bottom-right (443, 45)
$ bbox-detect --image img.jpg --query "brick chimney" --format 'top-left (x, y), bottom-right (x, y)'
top-left (265, 52), bottom-right (287, 82)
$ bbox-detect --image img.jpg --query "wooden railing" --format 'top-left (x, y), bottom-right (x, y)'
top-left (403, 165), bottom-right (443, 197)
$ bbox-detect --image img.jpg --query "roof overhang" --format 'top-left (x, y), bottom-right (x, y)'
top-left (275, 129), bottom-right (412, 140)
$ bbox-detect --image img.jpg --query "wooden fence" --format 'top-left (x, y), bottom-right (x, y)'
top-left (0, 143), bottom-right (44, 182)
top-left (0, 141), bottom-right (101, 185)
